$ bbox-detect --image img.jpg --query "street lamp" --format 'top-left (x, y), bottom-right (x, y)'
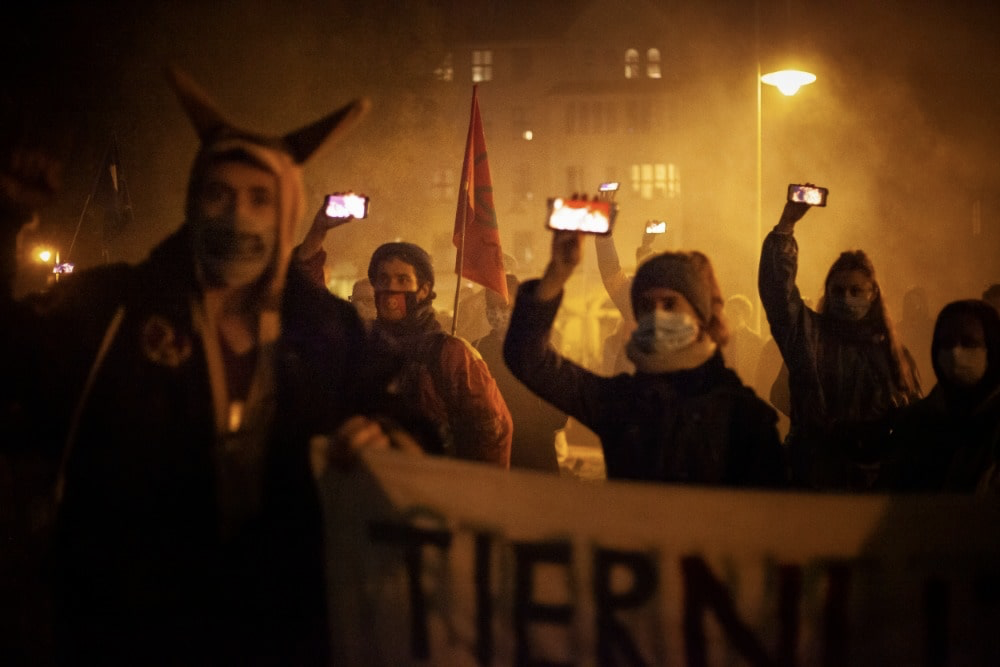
top-left (761, 70), bottom-right (817, 96)
top-left (755, 65), bottom-right (815, 334)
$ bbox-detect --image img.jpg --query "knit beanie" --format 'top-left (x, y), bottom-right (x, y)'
top-left (631, 251), bottom-right (714, 325)
top-left (368, 242), bottom-right (435, 290)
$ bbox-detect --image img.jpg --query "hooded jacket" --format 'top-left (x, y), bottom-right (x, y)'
top-left (884, 300), bottom-right (1000, 493)
top-left (5, 66), bottom-right (374, 665)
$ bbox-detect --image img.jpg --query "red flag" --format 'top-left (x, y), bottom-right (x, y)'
top-left (453, 86), bottom-right (508, 303)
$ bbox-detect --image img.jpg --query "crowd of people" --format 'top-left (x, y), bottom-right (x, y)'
top-left (2, 67), bottom-right (999, 664)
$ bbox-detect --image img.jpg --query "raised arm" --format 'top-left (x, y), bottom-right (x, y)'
top-left (758, 200), bottom-right (810, 344)
top-left (294, 198), bottom-right (359, 287)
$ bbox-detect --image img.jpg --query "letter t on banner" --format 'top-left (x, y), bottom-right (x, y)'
top-left (452, 85), bottom-right (508, 334)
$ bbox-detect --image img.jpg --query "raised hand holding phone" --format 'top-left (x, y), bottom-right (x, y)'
top-left (776, 183), bottom-right (822, 233)
top-left (324, 192), bottom-right (369, 220)
top-left (537, 230), bottom-right (583, 301)
top-left (296, 191), bottom-right (369, 262)
top-left (787, 183), bottom-right (828, 207)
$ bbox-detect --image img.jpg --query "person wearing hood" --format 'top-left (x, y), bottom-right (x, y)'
top-left (885, 299), bottom-right (1000, 493)
top-left (2, 66), bottom-right (421, 665)
top-left (504, 229), bottom-right (785, 487)
top-left (758, 198), bottom-right (922, 491)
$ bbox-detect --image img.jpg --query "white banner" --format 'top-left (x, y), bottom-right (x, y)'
top-left (320, 451), bottom-right (1000, 666)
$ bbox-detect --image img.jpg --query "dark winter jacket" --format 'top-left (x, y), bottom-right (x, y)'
top-left (884, 384), bottom-right (1000, 492)
top-left (758, 229), bottom-right (921, 489)
top-left (504, 280), bottom-right (785, 487)
top-left (883, 299), bottom-right (1000, 493)
top-left (7, 226), bottom-right (401, 665)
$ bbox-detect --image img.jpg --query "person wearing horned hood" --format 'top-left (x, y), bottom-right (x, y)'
top-left (504, 229), bottom-right (785, 486)
top-left (0, 65), bottom-right (408, 664)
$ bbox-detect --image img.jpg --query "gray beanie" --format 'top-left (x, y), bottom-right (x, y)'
top-left (630, 251), bottom-right (714, 325)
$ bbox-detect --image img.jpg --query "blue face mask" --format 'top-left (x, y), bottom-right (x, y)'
top-left (629, 310), bottom-right (699, 354)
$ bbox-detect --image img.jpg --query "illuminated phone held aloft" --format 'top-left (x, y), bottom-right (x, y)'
top-left (645, 220), bottom-right (667, 234)
top-left (546, 198), bottom-right (613, 235)
top-left (324, 193), bottom-right (370, 219)
top-left (787, 184), bottom-right (828, 207)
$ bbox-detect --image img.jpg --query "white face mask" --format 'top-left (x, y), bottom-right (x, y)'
top-left (194, 217), bottom-right (276, 289)
top-left (936, 345), bottom-right (988, 386)
top-left (630, 310), bottom-right (699, 354)
top-left (827, 294), bottom-right (873, 321)
top-left (192, 161), bottom-right (280, 290)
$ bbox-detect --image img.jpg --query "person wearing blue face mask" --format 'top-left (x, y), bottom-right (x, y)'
top-left (504, 229), bottom-right (785, 487)
top-left (759, 198), bottom-right (922, 491)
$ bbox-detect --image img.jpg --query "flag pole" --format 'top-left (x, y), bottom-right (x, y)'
top-left (68, 136), bottom-right (114, 263)
top-left (452, 231), bottom-right (465, 336)
top-left (451, 85), bottom-right (477, 336)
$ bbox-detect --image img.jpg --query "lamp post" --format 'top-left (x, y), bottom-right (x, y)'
top-left (755, 67), bottom-right (815, 334)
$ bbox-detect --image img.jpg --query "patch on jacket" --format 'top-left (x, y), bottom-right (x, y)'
top-left (142, 315), bottom-right (193, 367)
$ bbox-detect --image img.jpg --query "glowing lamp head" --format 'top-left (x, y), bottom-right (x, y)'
top-left (761, 69), bottom-right (817, 96)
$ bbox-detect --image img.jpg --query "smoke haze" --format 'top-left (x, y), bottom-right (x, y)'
top-left (7, 0), bottom-right (998, 322)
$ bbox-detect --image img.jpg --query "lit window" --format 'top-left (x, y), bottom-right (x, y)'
top-left (625, 49), bottom-right (640, 79)
top-left (631, 163), bottom-right (677, 200)
top-left (434, 53), bottom-right (453, 82)
top-left (472, 50), bottom-right (493, 82)
top-left (667, 163), bottom-right (680, 197)
top-left (646, 48), bottom-right (661, 79)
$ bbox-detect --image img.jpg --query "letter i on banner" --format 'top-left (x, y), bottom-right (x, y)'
top-left (451, 85), bottom-right (508, 334)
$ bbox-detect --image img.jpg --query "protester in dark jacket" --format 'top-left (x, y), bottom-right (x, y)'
top-left (2, 65), bottom-right (421, 666)
top-left (505, 229), bottom-right (785, 487)
top-left (759, 198), bottom-right (922, 491)
top-left (885, 299), bottom-right (1000, 492)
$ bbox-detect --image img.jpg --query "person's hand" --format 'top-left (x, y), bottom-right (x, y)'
top-left (319, 192), bottom-right (364, 230)
top-left (775, 187), bottom-right (814, 233)
top-left (309, 415), bottom-right (423, 478)
top-left (296, 197), bottom-right (358, 262)
top-left (637, 222), bottom-right (657, 263)
top-left (537, 230), bottom-right (582, 301)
